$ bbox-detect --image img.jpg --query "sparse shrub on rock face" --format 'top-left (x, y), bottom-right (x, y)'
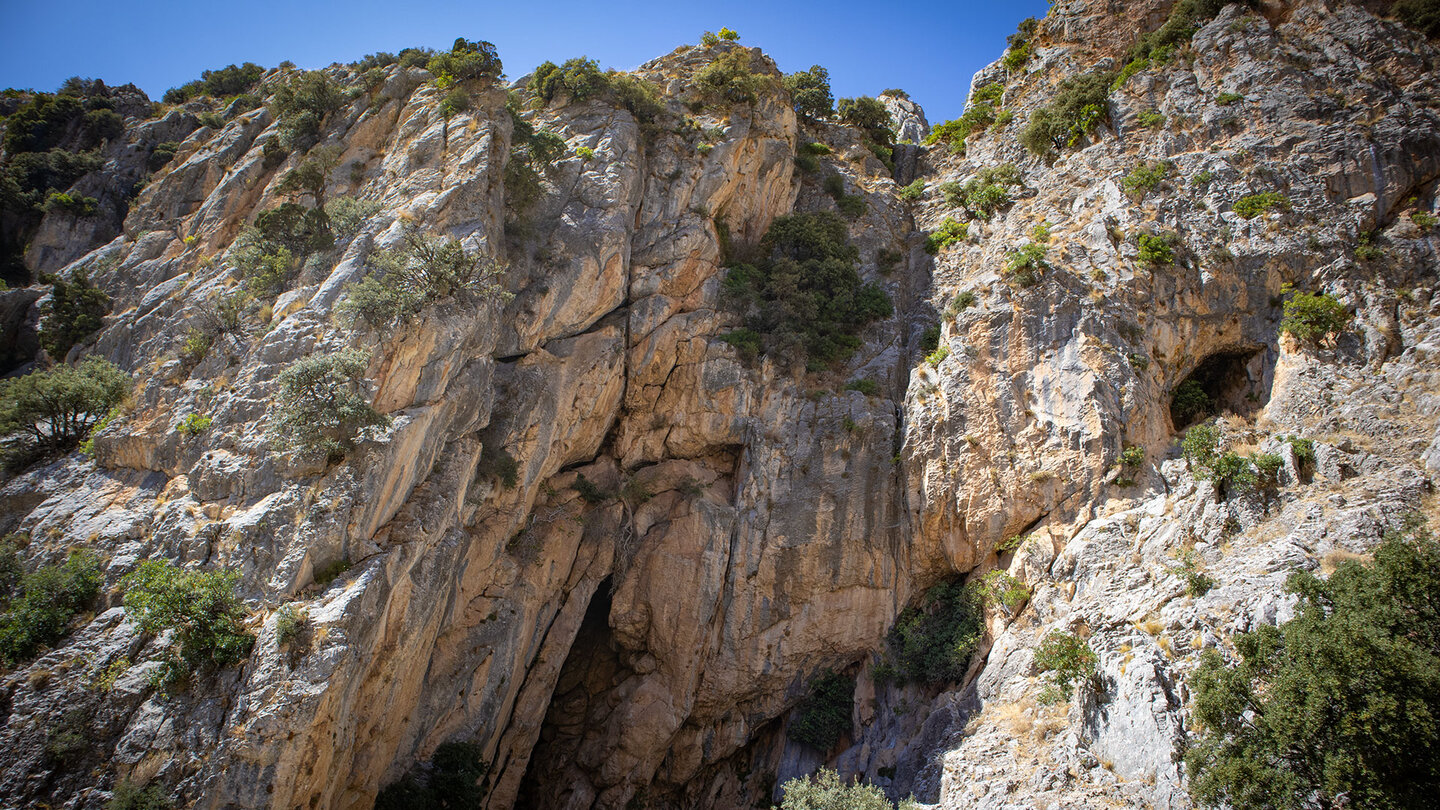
top-left (1184, 524), bottom-right (1440, 810)
top-left (122, 560), bottom-right (254, 689)
top-left (426, 38), bottom-right (502, 85)
top-left (268, 70), bottom-right (346, 153)
top-left (0, 356), bottom-right (129, 456)
top-left (0, 550), bottom-right (101, 666)
top-left (881, 581), bottom-right (983, 685)
top-left (778, 768), bottom-right (895, 810)
top-left (1280, 289), bottom-right (1349, 343)
top-left (1020, 71), bottom-right (1112, 156)
top-left (1033, 629), bottom-right (1097, 701)
top-left (270, 349), bottom-right (388, 460)
top-left (38, 270), bottom-right (109, 359)
top-left (788, 670), bottom-right (854, 750)
top-left (338, 227), bottom-right (509, 330)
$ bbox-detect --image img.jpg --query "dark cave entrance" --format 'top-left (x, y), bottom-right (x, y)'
top-left (1169, 348), bottom-right (1270, 429)
top-left (514, 576), bottom-right (630, 810)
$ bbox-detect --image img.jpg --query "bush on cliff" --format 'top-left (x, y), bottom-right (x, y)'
top-left (789, 670), bottom-right (854, 750)
top-left (338, 227), bottom-right (510, 330)
top-left (270, 349), bottom-right (388, 460)
top-left (784, 65), bottom-right (834, 120)
top-left (0, 550), bottom-right (102, 666)
top-left (721, 211), bottom-right (891, 370)
top-left (38, 270), bottom-right (110, 359)
top-left (0, 356), bottom-right (129, 455)
top-left (882, 580), bottom-right (982, 685)
top-left (778, 769), bottom-right (903, 810)
top-left (1183, 522), bottom-right (1440, 809)
top-left (1020, 71), bottom-right (1112, 156)
top-left (123, 559), bottom-right (254, 688)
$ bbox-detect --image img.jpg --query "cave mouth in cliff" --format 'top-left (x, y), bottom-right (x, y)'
top-left (1169, 348), bottom-right (1269, 429)
top-left (514, 575), bottom-right (627, 810)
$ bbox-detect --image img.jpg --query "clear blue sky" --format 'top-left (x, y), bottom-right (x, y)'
top-left (0, 0), bottom-right (1049, 124)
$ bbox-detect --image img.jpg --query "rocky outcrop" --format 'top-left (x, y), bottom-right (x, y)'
top-left (0, 2), bottom-right (1438, 810)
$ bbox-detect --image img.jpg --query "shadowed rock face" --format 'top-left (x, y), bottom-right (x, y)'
top-left (1, 3), bottom-right (1439, 809)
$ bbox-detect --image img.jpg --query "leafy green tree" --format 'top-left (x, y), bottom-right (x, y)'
top-left (0, 550), bottom-right (102, 665)
top-left (884, 581), bottom-right (982, 684)
top-left (338, 227), bottom-right (510, 330)
top-left (1184, 525), bottom-right (1440, 809)
top-left (1395, 0), bottom-right (1440, 38)
top-left (270, 349), bottom-right (388, 458)
top-left (1280, 290), bottom-right (1349, 343)
top-left (278, 144), bottom-right (343, 209)
top-left (1033, 629), bottom-right (1097, 701)
top-left (374, 742), bottom-right (489, 810)
top-left (721, 211), bottom-right (891, 369)
top-left (1171, 379), bottom-right (1212, 425)
top-left (778, 769), bottom-right (902, 810)
top-left (784, 66), bottom-right (834, 120)
top-left (122, 559), bottom-right (255, 687)
top-left (1020, 71), bottom-right (1112, 156)
top-left (39, 270), bottom-right (110, 359)
top-left (426, 38), bottom-right (503, 84)
top-left (0, 356), bottom-right (129, 451)
top-left (694, 50), bottom-right (770, 105)
top-left (790, 670), bottom-right (854, 750)
top-left (269, 71), bottom-right (346, 152)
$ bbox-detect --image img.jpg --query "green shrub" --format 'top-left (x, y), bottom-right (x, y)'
top-left (38, 270), bottom-right (110, 358)
top-left (898, 179), bottom-right (925, 201)
top-left (1137, 232), bottom-right (1178, 265)
top-left (178, 327), bottom-right (212, 367)
top-left (0, 550), bottom-right (101, 666)
top-left (919, 324), bottom-right (941, 355)
top-left (1172, 379), bottom-right (1213, 425)
top-left (176, 413), bottom-right (212, 436)
top-left (274, 604), bottom-right (306, 648)
top-left (426, 38), bottom-right (502, 85)
top-left (1395, 0), bottom-right (1440, 38)
top-left (0, 356), bottom-right (129, 452)
top-left (1181, 422), bottom-right (1220, 468)
top-left (784, 65), bottom-right (834, 120)
top-left (943, 164), bottom-right (1022, 221)
top-left (123, 559), bottom-right (253, 687)
top-left (777, 769), bottom-right (895, 810)
top-left (694, 50), bottom-right (771, 106)
top-left (886, 581), bottom-right (982, 684)
top-left (1122, 160), bottom-right (1171, 196)
top-left (1192, 169), bottom-right (1215, 186)
top-left (1173, 549), bottom-right (1216, 597)
top-left (1232, 191), bottom-right (1288, 218)
top-left (1002, 18), bottom-right (1039, 73)
top-left (1184, 525), bottom-right (1440, 810)
top-left (228, 227), bottom-right (297, 297)
top-left (1284, 435), bottom-right (1316, 470)
top-left (979, 570), bottom-right (1030, 613)
top-left (1112, 57), bottom-right (1152, 91)
top-left (532, 57), bottom-right (607, 103)
top-left (270, 349), bottom-right (388, 459)
top-left (1215, 91), bottom-right (1243, 105)
top-left (1005, 242), bottom-right (1047, 287)
top-left (925, 345), bottom-right (950, 367)
top-left (163, 62), bottom-right (265, 104)
top-left (572, 473), bottom-right (610, 504)
top-left (717, 328), bottom-right (762, 360)
top-left (1354, 231), bottom-right (1384, 261)
top-left (375, 742), bottom-right (490, 810)
top-left (338, 228), bottom-right (509, 330)
top-left (1280, 290), bottom-right (1349, 343)
top-left (268, 71), bottom-right (346, 152)
top-left (1410, 210), bottom-right (1438, 231)
top-left (947, 290), bottom-right (977, 317)
top-left (475, 445), bottom-right (519, 489)
top-left (838, 96), bottom-right (896, 169)
top-left (148, 141), bottom-right (179, 171)
top-left (1203, 451), bottom-right (1257, 496)
top-left (1251, 450), bottom-right (1283, 492)
top-left (845, 379), bottom-right (879, 396)
top-left (925, 217), bottom-right (968, 254)
top-left (108, 779), bottom-right (173, 810)
top-left (720, 211), bottom-right (892, 369)
top-left (43, 191), bottom-right (98, 217)
top-left (789, 670), bottom-right (854, 750)
top-left (1119, 445), bottom-right (1145, 468)
top-left (325, 197), bottom-right (383, 239)
top-left (1020, 71), bottom-right (1112, 156)
top-left (1033, 629), bottom-right (1097, 701)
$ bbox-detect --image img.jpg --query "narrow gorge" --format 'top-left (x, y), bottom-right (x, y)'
top-left (1, 1), bottom-right (1438, 809)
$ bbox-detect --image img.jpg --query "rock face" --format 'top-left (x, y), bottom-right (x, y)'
top-left (0, 3), bottom-right (1438, 810)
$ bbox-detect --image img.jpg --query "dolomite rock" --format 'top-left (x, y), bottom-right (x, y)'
top-left (1, 3), bottom-right (1438, 809)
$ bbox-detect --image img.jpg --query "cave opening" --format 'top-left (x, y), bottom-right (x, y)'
top-left (514, 576), bottom-right (630, 810)
top-left (1168, 348), bottom-right (1270, 429)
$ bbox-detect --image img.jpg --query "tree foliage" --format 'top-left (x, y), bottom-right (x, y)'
top-left (694, 50), bottom-right (771, 106)
top-left (784, 65), bottom-right (834, 120)
top-left (426, 38), bottom-right (503, 84)
top-left (1280, 290), bottom-right (1349, 343)
top-left (0, 550), bottom-right (102, 666)
top-left (338, 227), bottom-right (509, 330)
top-left (122, 559), bottom-right (254, 688)
top-left (1020, 71), bottom-right (1112, 156)
top-left (1033, 629), bottom-right (1098, 701)
top-left (269, 70), bottom-right (346, 152)
top-left (789, 670), bottom-right (854, 750)
top-left (0, 356), bottom-right (129, 452)
top-left (778, 769), bottom-right (897, 810)
top-left (721, 211), bottom-right (891, 370)
top-left (270, 349), bottom-right (388, 459)
top-left (884, 580), bottom-right (982, 685)
top-left (39, 270), bottom-right (110, 358)
top-left (1184, 524), bottom-right (1440, 809)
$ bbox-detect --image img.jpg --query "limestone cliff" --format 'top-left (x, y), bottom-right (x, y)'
top-left (0, 2), bottom-right (1437, 809)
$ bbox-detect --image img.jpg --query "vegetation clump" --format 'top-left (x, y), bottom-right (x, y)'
top-left (1122, 160), bottom-right (1172, 196)
top-left (426, 38), bottom-right (502, 85)
top-left (1231, 191), bottom-right (1288, 219)
top-left (339, 228), bottom-right (509, 330)
top-left (1136, 232), bottom-right (1178, 266)
top-left (375, 741), bottom-right (490, 810)
top-left (162, 62), bottom-right (265, 104)
top-left (38, 270), bottom-right (110, 358)
top-left (925, 217), bottom-right (968, 254)
top-left (1280, 289), bottom-right (1349, 343)
top-left (693, 50), bottom-right (772, 106)
top-left (1033, 629), bottom-right (1098, 702)
top-left (1184, 523), bottom-right (1440, 810)
top-left (0, 549), bottom-right (102, 666)
top-left (721, 211), bottom-right (891, 370)
top-left (270, 350), bottom-right (388, 459)
top-left (1004, 241), bottom-right (1048, 287)
top-left (789, 670), bottom-right (854, 750)
top-left (940, 164), bottom-right (1022, 222)
top-left (837, 96), bottom-right (896, 170)
top-left (883, 581), bottom-right (982, 685)
top-left (783, 65), bottom-right (834, 120)
top-left (268, 70), bottom-right (347, 153)
top-left (122, 560), bottom-right (254, 688)
top-left (0, 356), bottom-right (129, 458)
top-left (778, 769), bottom-right (901, 810)
top-left (1021, 71), bottom-right (1112, 156)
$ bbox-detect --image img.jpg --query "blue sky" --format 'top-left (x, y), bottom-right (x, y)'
top-left (0, 0), bottom-right (1050, 124)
